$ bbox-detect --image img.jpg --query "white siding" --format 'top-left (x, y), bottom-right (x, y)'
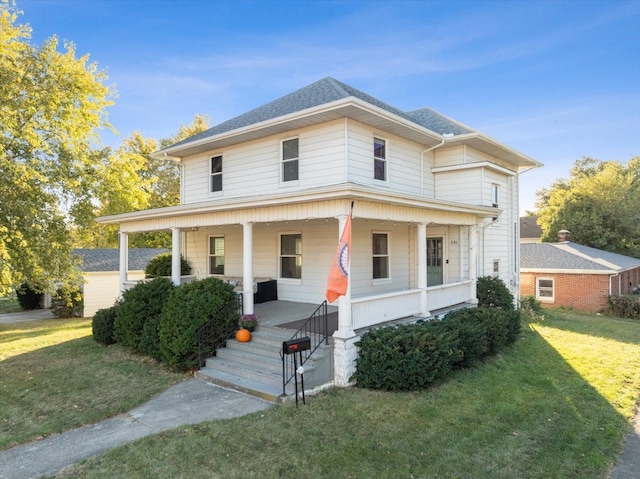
top-left (346, 121), bottom-right (424, 196)
top-left (83, 271), bottom-right (145, 317)
top-left (181, 120), bottom-right (347, 204)
top-left (434, 169), bottom-right (483, 205)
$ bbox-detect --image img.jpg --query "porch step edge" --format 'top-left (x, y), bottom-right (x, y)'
top-left (195, 367), bottom-right (292, 403)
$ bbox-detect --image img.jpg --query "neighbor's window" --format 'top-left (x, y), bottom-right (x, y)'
top-left (536, 277), bottom-right (554, 302)
top-left (209, 236), bottom-right (225, 275)
top-left (491, 184), bottom-right (499, 207)
top-left (282, 138), bottom-right (299, 182)
top-left (372, 232), bottom-right (389, 279)
top-left (210, 155), bottom-right (223, 192)
top-left (280, 233), bottom-right (302, 279)
top-left (374, 137), bottom-right (387, 181)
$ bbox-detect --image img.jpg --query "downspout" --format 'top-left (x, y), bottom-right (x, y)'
top-left (609, 272), bottom-right (620, 296)
top-left (420, 133), bottom-right (453, 196)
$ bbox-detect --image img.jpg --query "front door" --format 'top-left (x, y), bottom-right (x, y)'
top-left (427, 237), bottom-right (443, 286)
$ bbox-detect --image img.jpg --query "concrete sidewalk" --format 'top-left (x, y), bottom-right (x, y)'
top-left (0, 380), bottom-right (272, 479)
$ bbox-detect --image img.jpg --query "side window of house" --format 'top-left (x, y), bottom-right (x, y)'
top-left (374, 137), bottom-right (386, 181)
top-left (493, 260), bottom-right (500, 277)
top-left (372, 232), bottom-right (389, 279)
top-left (282, 138), bottom-right (299, 182)
top-left (491, 184), bottom-right (499, 207)
top-left (209, 236), bottom-right (225, 275)
top-left (536, 277), bottom-right (554, 302)
top-left (280, 233), bottom-right (302, 279)
top-left (210, 155), bottom-right (223, 192)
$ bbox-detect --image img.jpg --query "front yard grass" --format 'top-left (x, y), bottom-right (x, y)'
top-left (2, 310), bottom-right (640, 478)
top-left (0, 318), bottom-right (186, 449)
top-left (57, 309), bottom-right (640, 479)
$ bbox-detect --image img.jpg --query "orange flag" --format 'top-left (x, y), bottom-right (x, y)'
top-left (325, 209), bottom-right (352, 303)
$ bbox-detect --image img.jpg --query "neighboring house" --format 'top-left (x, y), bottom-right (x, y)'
top-left (98, 77), bottom-right (541, 385)
top-left (74, 248), bottom-right (168, 317)
top-left (520, 231), bottom-right (640, 312)
top-left (519, 215), bottom-right (542, 243)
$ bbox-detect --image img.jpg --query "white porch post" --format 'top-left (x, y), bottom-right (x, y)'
top-left (469, 224), bottom-right (478, 303)
top-left (171, 227), bottom-right (181, 286)
top-left (333, 214), bottom-right (357, 387)
top-left (417, 223), bottom-right (429, 317)
top-left (118, 232), bottom-right (128, 296)
top-left (242, 222), bottom-right (254, 315)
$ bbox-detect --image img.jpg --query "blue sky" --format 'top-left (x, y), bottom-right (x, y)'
top-left (18, 0), bottom-right (640, 213)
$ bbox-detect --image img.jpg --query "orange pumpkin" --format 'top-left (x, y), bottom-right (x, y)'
top-left (235, 328), bottom-right (251, 342)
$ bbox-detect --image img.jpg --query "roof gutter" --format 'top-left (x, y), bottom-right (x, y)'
top-left (420, 133), bottom-right (453, 196)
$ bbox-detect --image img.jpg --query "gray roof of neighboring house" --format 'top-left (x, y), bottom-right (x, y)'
top-left (73, 248), bottom-right (169, 272)
top-left (521, 242), bottom-right (640, 272)
top-left (519, 216), bottom-right (542, 239)
top-left (170, 77), bottom-right (473, 148)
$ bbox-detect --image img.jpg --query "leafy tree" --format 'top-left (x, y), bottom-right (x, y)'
top-left (536, 157), bottom-right (640, 258)
top-left (78, 115), bottom-right (209, 248)
top-left (0, 3), bottom-right (114, 295)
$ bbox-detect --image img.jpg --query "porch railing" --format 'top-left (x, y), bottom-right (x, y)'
top-left (280, 300), bottom-right (329, 397)
top-left (351, 289), bottom-right (422, 329)
top-left (426, 279), bottom-right (474, 312)
top-left (196, 293), bottom-right (243, 368)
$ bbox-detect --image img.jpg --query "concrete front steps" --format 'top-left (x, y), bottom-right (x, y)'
top-left (195, 326), bottom-right (333, 403)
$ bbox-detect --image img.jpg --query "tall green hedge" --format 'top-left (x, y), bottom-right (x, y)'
top-left (114, 278), bottom-right (175, 357)
top-left (145, 253), bottom-right (191, 278)
top-left (159, 277), bottom-right (238, 371)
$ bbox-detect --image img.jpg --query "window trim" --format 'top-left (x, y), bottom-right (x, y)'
top-left (372, 231), bottom-right (391, 281)
top-left (491, 183), bottom-right (499, 208)
top-left (210, 155), bottom-right (223, 193)
top-left (279, 232), bottom-right (302, 282)
top-left (373, 136), bottom-right (388, 182)
top-left (536, 277), bottom-right (555, 302)
top-left (208, 235), bottom-right (225, 276)
top-left (281, 137), bottom-right (299, 184)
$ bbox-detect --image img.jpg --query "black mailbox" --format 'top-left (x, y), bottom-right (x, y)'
top-left (282, 336), bottom-right (311, 355)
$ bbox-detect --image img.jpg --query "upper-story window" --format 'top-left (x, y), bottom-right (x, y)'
top-left (491, 184), bottom-right (499, 207)
top-left (282, 138), bottom-right (299, 182)
top-left (210, 155), bottom-right (223, 192)
top-left (280, 233), bottom-right (302, 279)
top-left (374, 137), bottom-right (387, 181)
top-left (209, 236), bottom-right (225, 275)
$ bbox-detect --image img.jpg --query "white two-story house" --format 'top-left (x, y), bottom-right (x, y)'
top-left (98, 77), bottom-right (541, 388)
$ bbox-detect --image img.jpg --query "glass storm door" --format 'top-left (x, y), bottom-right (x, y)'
top-left (427, 237), bottom-right (444, 286)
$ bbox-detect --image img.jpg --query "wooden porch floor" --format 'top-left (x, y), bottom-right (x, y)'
top-left (252, 300), bottom-right (338, 327)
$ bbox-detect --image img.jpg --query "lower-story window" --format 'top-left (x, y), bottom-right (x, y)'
top-left (209, 236), bottom-right (225, 275)
top-left (372, 232), bottom-right (389, 279)
top-left (536, 277), bottom-right (554, 302)
top-left (280, 233), bottom-right (302, 279)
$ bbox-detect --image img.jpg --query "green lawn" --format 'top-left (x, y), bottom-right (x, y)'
top-left (2, 310), bottom-right (640, 478)
top-left (0, 318), bottom-right (187, 449)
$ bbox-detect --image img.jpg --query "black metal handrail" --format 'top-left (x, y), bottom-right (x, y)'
top-left (280, 300), bottom-right (329, 396)
top-left (196, 293), bottom-right (243, 368)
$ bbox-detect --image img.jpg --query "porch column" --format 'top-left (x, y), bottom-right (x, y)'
top-left (333, 214), bottom-right (357, 387)
top-left (171, 227), bottom-right (181, 286)
top-left (417, 223), bottom-right (429, 317)
top-left (469, 224), bottom-right (478, 303)
top-left (118, 232), bottom-right (128, 296)
top-left (242, 222), bottom-right (254, 315)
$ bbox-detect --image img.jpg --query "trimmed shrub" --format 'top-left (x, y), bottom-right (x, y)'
top-left (16, 283), bottom-right (44, 310)
top-left (145, 253), bottom-right (191, 278)
top-left (438, 308), bottom-right (488, 368)
top-left (353, 306), bottom-right (522, 391)
top-left (114, 278), bottom-right (175, 355)
top-left (353, 323), bottom-right (458, 391)
top-left (477, 276), bottom-right (515, 311)
top-left (51, 285), bottom-right (83, 318)
top-left (92, 305), bottom-right (119, 345)
top-left (608, 295), bottom-right (640, 320)
top-left (159, 277), bottom-right (238, 371)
